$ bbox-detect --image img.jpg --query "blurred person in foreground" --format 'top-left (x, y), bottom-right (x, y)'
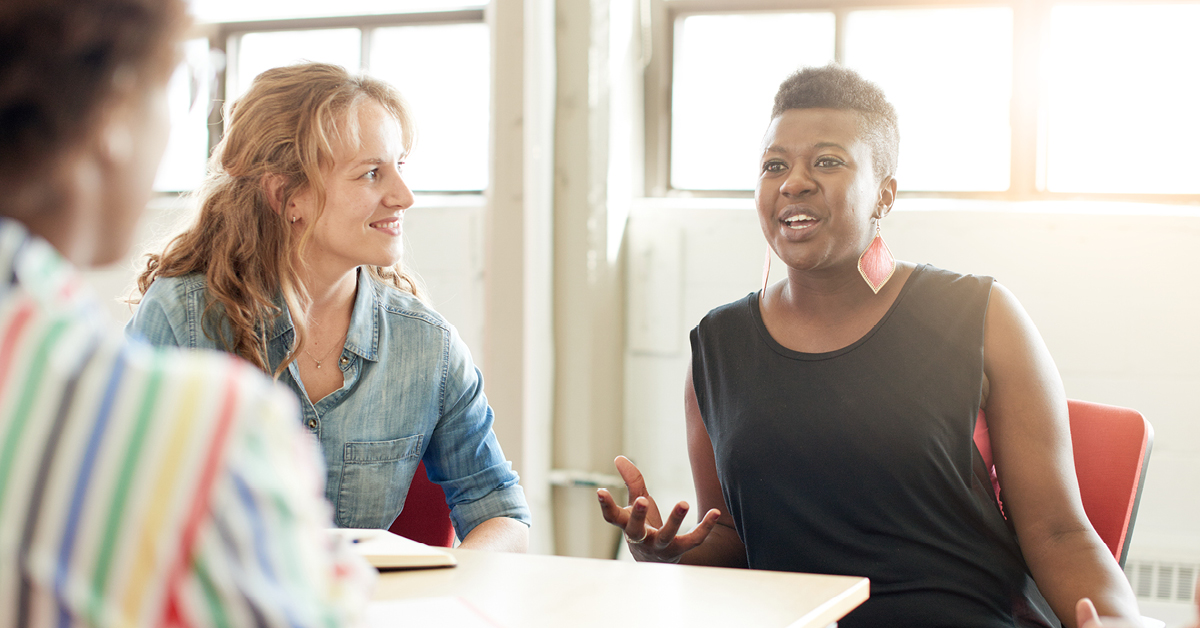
top-left (598, 64), bottom-right (1143, 627)
top-left (124, 62), bottom-right (529, 547)
top-left (0, 1), bottom-right (373, 626)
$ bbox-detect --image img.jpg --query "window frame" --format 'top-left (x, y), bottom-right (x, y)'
top-left (185, 7), bottom-right (488, 194)
top-left (645, 0), bottom-right (1200, 205)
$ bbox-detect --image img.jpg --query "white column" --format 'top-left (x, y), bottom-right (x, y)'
top-left (550, 0), bottom-right (642, 559)
top-left (486, 0), bottom-right (557, 555)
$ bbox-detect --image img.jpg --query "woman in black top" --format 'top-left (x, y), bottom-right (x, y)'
top-left (597, 65), bottom-right (1141, 627)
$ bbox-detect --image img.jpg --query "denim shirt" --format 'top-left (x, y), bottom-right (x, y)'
top-left (125, 269), bottom-right (530, 536)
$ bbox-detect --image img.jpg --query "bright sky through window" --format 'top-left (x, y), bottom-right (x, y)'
top-left (670, 8), bottom-right (1014, 193)
top-left (370, 23), bottom-right (491, 191)
top-left (844, 8), bottom-right (1013, 192)
top-left (232, 29), bottom-right (362, 100)
top-left (189, 0), bottom-right (485, 23)
top-left (670, 12), bottom-right (835, 191)
top-left (1045, 4), bottom-right (1200, 194)
top-left (154, 38), bottom-right (212, 192)
top-left (153, 4), bottom-right (491, 193)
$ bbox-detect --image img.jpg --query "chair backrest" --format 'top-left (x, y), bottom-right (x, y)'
top-left (973, 400), bottom-right (1153, 568)
top-left (388, 461), bottom-right (456, 547)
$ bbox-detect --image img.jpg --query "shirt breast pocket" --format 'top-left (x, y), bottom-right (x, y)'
top-left (336, 434), bottom-right (423, 528)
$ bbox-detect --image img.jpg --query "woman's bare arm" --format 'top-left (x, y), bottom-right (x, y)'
top-left (681, 363), bottom-right (748, 567)
top-left (458, 516), bottom-right (529, 552)
top-left (983, 282), bottom-right (1139, 627)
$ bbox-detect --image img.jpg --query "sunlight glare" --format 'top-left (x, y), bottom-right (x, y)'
top-left (1046, 4), bottom-right (1200, 194)
top-left (845, 8), bottom-right (1013, 192)
top-left (670, 12), bottom-right (836, 191)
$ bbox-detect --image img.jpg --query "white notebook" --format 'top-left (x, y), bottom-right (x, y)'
top-left (329, 528), bottom-right (456, 570)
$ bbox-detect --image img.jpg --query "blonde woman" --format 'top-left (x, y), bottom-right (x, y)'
top-left (128, 63), bottom-right (529, 550)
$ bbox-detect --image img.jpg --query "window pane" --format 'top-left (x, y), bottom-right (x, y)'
top-left (1046, 4), bottom-right (1200, 194)
top-left (844, 8), bottom-right (1013, 192)
top-left (192, 0), bottom-right (484, 23)
top-left (154, 38), bottom-right (213, 192)
top-left (671, 13), bottom-right (835, 191)
top-left (230, 29), bottom-right (362, 100)
top-left (370, 23), bottom-right (490, 191)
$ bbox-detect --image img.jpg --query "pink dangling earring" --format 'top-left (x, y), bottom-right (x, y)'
top-left (858, 224), bottom-right (895, 294)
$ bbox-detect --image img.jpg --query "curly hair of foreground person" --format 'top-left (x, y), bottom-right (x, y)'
top-left (0, 0), bottom-right (188, 207)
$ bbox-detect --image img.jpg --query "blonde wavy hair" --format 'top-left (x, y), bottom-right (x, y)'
top-left (134, 62), bottom-right (424, 378)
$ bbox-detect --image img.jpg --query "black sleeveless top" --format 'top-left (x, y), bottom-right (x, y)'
top-left (690, 265), bottom-right (1059, 628)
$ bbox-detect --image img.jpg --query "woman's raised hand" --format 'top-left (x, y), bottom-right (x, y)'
top-left (596, 455), bottom-right (721, 563)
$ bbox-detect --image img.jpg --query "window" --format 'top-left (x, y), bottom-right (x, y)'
top-left (843, 8), bottom-right (1012, 193)
top-left (155, 38), bottom-right (216, 192)
top-left (670, 12), bottom-right (835, 191)
top-left (229, 29), bottom-right (362, 99)
top-left (652, 0), bottom-right (1200, 202)
top-left (369, 23), bottom-right (490, 192)
top-left (154, 2), bottom-right (488, 192)
top-left (191, 0), bottom-right (477, 23)
top-left (1044, 3), bottom-right (1200, 195)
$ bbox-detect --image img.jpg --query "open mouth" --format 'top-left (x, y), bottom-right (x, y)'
top-left (782, 214), bottom-right (817, 230)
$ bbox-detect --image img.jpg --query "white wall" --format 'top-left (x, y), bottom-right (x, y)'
top-left (623, 198), bottom-right (1200, 574)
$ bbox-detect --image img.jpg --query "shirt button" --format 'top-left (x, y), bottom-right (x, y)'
top-left (307, 418), bottom-right (318, 429)
top-left (339, 354), bottom-right (350, 366)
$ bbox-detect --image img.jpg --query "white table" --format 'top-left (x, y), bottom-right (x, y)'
top-left (373, 548), bottom-right (868, 627)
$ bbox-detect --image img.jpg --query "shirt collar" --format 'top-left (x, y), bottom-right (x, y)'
top-left (0, 217), bottom-right (91, 312)
top-left (344, 268), bottom-right (380, 362)
top-left (267, 267), bottom-right (381, 363)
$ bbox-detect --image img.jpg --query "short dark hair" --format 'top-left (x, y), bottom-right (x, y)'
top-left (771, 64), bottom-right (899, 182)
top-left (0, 0), bottom-right (188, 189)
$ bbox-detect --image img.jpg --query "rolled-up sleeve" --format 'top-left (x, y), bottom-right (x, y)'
top-left (423, 325), bottom-right (531, 539)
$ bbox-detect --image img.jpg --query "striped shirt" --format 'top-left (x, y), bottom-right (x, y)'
top-left (0, 217), bottom-right (375, 627)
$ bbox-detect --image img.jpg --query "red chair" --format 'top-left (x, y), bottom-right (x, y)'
top-left (388, 461), bottom-right (456, 547)
top-left (973, 400), bottom-right (1153, 568)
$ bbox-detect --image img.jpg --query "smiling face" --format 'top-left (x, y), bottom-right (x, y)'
top-left (755, 108), bottom-right (895, 278)
top-left (289, 98), bottom-right (413, 275)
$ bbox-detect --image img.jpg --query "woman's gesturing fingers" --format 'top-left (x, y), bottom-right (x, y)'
top-left (652, 502), bottom-right (691, 549)
top-left (595, 488), bottom-right (659, 544)
top-left (625, 496), bottom-right (652, 542)
top-left (672, 507), bottom-right (721, 551)
top-left (614, 456), bottom-right (648, 500)
top-left (596, 456), bottom-right (717, 563)
top-left (596, 487), bottom-right (629, 527)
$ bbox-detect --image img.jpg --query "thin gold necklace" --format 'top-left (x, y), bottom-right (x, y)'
top-left (304, 330), bottom-right (347, 369)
